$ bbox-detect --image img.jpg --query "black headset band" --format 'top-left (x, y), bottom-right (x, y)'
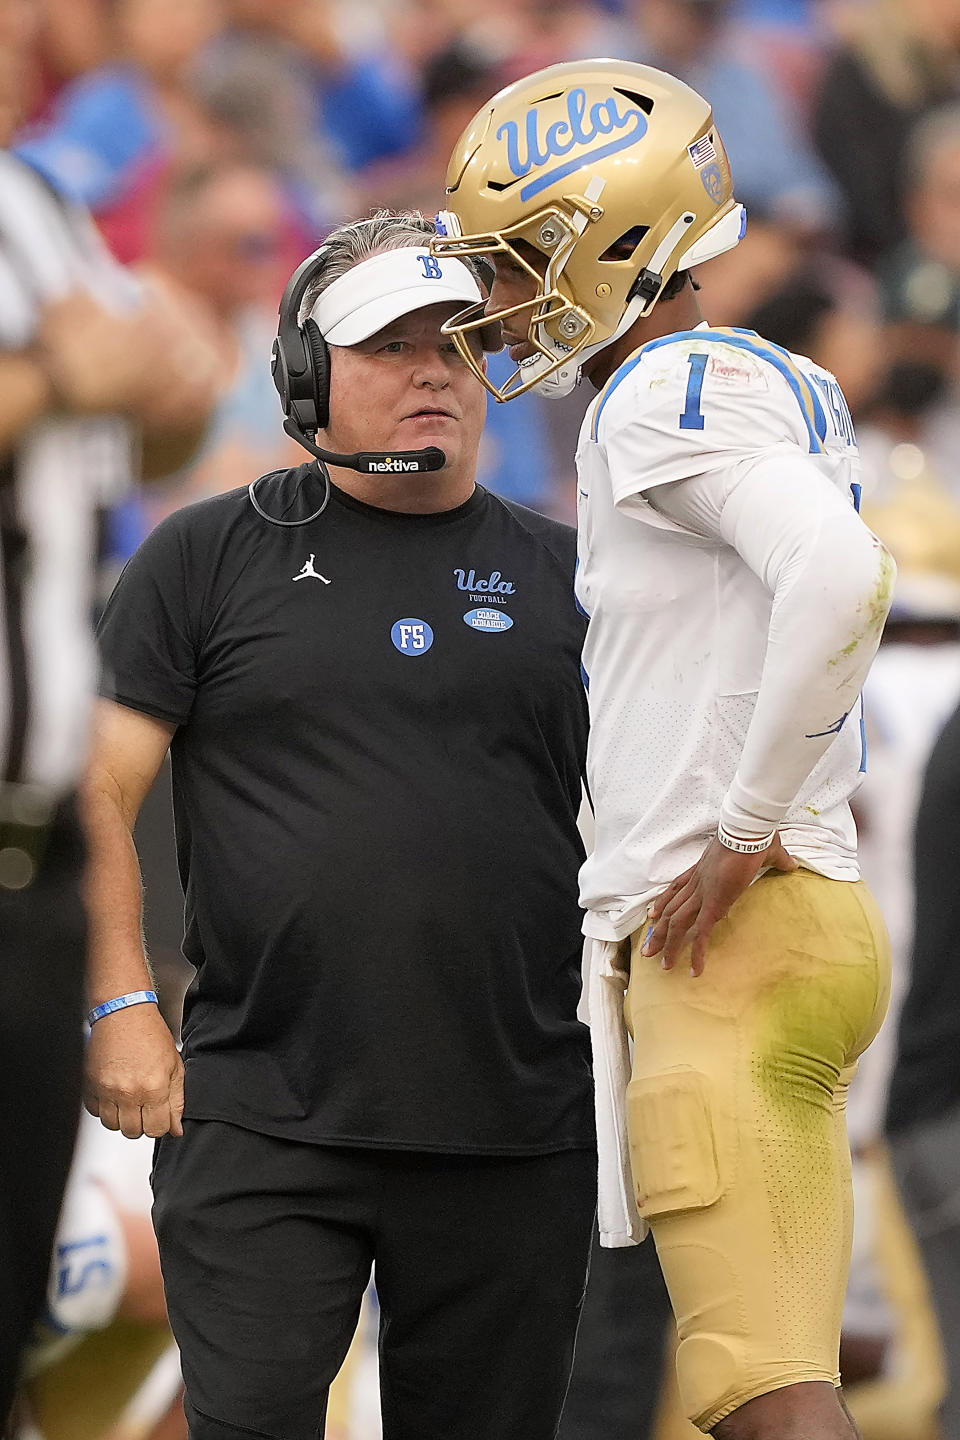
top-left (277, 245), bottom-right (332, 371)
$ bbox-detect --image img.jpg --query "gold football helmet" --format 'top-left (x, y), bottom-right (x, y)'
top-left (431, 59), bottom-right (745, 400)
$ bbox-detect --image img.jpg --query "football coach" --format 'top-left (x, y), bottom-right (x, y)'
top-left (82, 211), bottom-right (596, 1440)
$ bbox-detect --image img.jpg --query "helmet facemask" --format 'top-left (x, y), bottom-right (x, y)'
top-left (434, 199), bottom-right (604, 401)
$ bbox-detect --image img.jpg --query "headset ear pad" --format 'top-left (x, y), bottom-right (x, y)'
top-left (302, 317), bottom-right (331, 432)
top-left (270, 335), bottom-right (290, 411)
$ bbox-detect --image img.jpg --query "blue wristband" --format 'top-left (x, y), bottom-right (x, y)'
top-left (87, 990), bottom-right (158, 1027)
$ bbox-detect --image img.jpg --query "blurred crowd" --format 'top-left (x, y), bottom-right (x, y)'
top-left (16, 0), bottom-right (960, 544)
top-left (9, 0), bottom-right (960, 1437)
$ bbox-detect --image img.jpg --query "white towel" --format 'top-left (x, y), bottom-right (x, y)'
top-left (581, 936), bottom-right (648, 1248)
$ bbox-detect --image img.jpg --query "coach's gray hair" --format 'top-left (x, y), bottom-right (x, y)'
top-left (298, 211), bottom-right (441, 324)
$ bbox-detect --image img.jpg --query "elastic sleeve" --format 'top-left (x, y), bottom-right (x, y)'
top-left (648, 455), bottom-right (896, 834)
top-left (97, 516), bottom-right (200, 726)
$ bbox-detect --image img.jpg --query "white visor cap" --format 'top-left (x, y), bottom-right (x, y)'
top-left (308, 247), bottom-right (483, 346)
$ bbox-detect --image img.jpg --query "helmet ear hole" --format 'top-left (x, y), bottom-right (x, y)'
top-left (600, 226), bottom-right (649, 262)
top-left (303, 318), bottom-right (331, 431)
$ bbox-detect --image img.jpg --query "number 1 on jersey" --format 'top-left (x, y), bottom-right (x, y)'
top-left (679, 352), bottom-right (708, 431)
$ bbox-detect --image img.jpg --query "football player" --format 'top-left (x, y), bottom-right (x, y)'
top-left (433, 60), bottom-right (895, 1440)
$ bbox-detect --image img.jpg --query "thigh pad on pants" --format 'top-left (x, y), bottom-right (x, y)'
top-left (627, 1050), bottom-right (848, 1430)
top-left (627, 1066), bottom-right (725, 1220)
top-left (627, 1065), bottom-right (750, 1429)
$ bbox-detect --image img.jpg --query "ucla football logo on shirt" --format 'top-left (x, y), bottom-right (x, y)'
top-left (454, 565), bottom-right (518, 623)
top-left (453, 567), bottom-right (518, 631)
top-left (453, 567), bottom-right (516, 596)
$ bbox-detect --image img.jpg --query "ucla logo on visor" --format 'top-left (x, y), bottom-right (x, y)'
top-left (419, 255), bottom-right (443, 279)
top-left (497, 89), bottom-right (648, 202)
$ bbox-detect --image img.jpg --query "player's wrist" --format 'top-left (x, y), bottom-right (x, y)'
top-left (716, 821), bottom-right (777, 855)
top-left (719, 783), bottom-right (785, 842)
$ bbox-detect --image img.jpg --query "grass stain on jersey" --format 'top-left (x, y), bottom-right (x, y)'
top-left (828, 544), bottom-right (896, 671)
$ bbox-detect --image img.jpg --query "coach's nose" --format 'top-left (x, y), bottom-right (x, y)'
top-left (411, 345), bottom-right (451, 388)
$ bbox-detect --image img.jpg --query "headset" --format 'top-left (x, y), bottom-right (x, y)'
top-left (271, 244), bottom-right (449, 469)
top-left (254, 244), bottom-right (448, 525)
top-left (255, 243), bottom-right (497, 526)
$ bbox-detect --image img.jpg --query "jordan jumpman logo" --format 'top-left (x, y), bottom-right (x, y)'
top-left (293, 554), bottom-right (331, 584)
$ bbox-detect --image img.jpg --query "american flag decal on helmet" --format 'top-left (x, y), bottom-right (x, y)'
top-left (688, 135), bottom-right (717, 169)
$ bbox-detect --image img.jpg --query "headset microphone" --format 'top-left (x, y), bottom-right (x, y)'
top-left (280, 419), bottom-right (446, 475)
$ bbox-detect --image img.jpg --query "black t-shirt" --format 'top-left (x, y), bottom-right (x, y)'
top-left (886, 698), bottom-right (960, 1133)
top-left (98, 467), bottom-right (594, 1154)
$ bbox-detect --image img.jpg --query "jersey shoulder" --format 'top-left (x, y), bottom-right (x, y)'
top-left (591, 326), bottom-right (831, 461)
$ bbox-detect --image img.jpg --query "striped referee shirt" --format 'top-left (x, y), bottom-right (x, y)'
top-left (0, 152), bottom-right (134, 799)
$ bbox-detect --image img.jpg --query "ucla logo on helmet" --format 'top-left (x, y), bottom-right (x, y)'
top-left (497, 88), bottom-right (648, 202)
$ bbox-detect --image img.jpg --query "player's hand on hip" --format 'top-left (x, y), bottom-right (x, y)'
top-left (84, 1003), bottom-right (185, 1140)
top-left (642, 835), bottom-right (798, 977)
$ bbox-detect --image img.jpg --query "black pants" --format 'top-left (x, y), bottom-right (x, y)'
top-left (890, 1109), bottom-right (960, 1440)
top-left (0, 806), bottom-right (86, 1424)
top-left (152, 1120), bottom-right (597, 1440)
top-left (558, 1229), bottom-right (672, 1440)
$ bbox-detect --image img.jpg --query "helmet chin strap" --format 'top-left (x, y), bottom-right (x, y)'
top-left (528, 290), bottom-right (648, 399)
top-left (527, 205), bottom-right (744, 400)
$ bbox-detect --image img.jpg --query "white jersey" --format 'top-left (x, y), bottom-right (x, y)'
top-left (576, 323), bottom-right (865, 940)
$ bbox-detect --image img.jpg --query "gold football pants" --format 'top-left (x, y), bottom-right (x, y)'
top-left (625, 868), bottom-right (891, 1432)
